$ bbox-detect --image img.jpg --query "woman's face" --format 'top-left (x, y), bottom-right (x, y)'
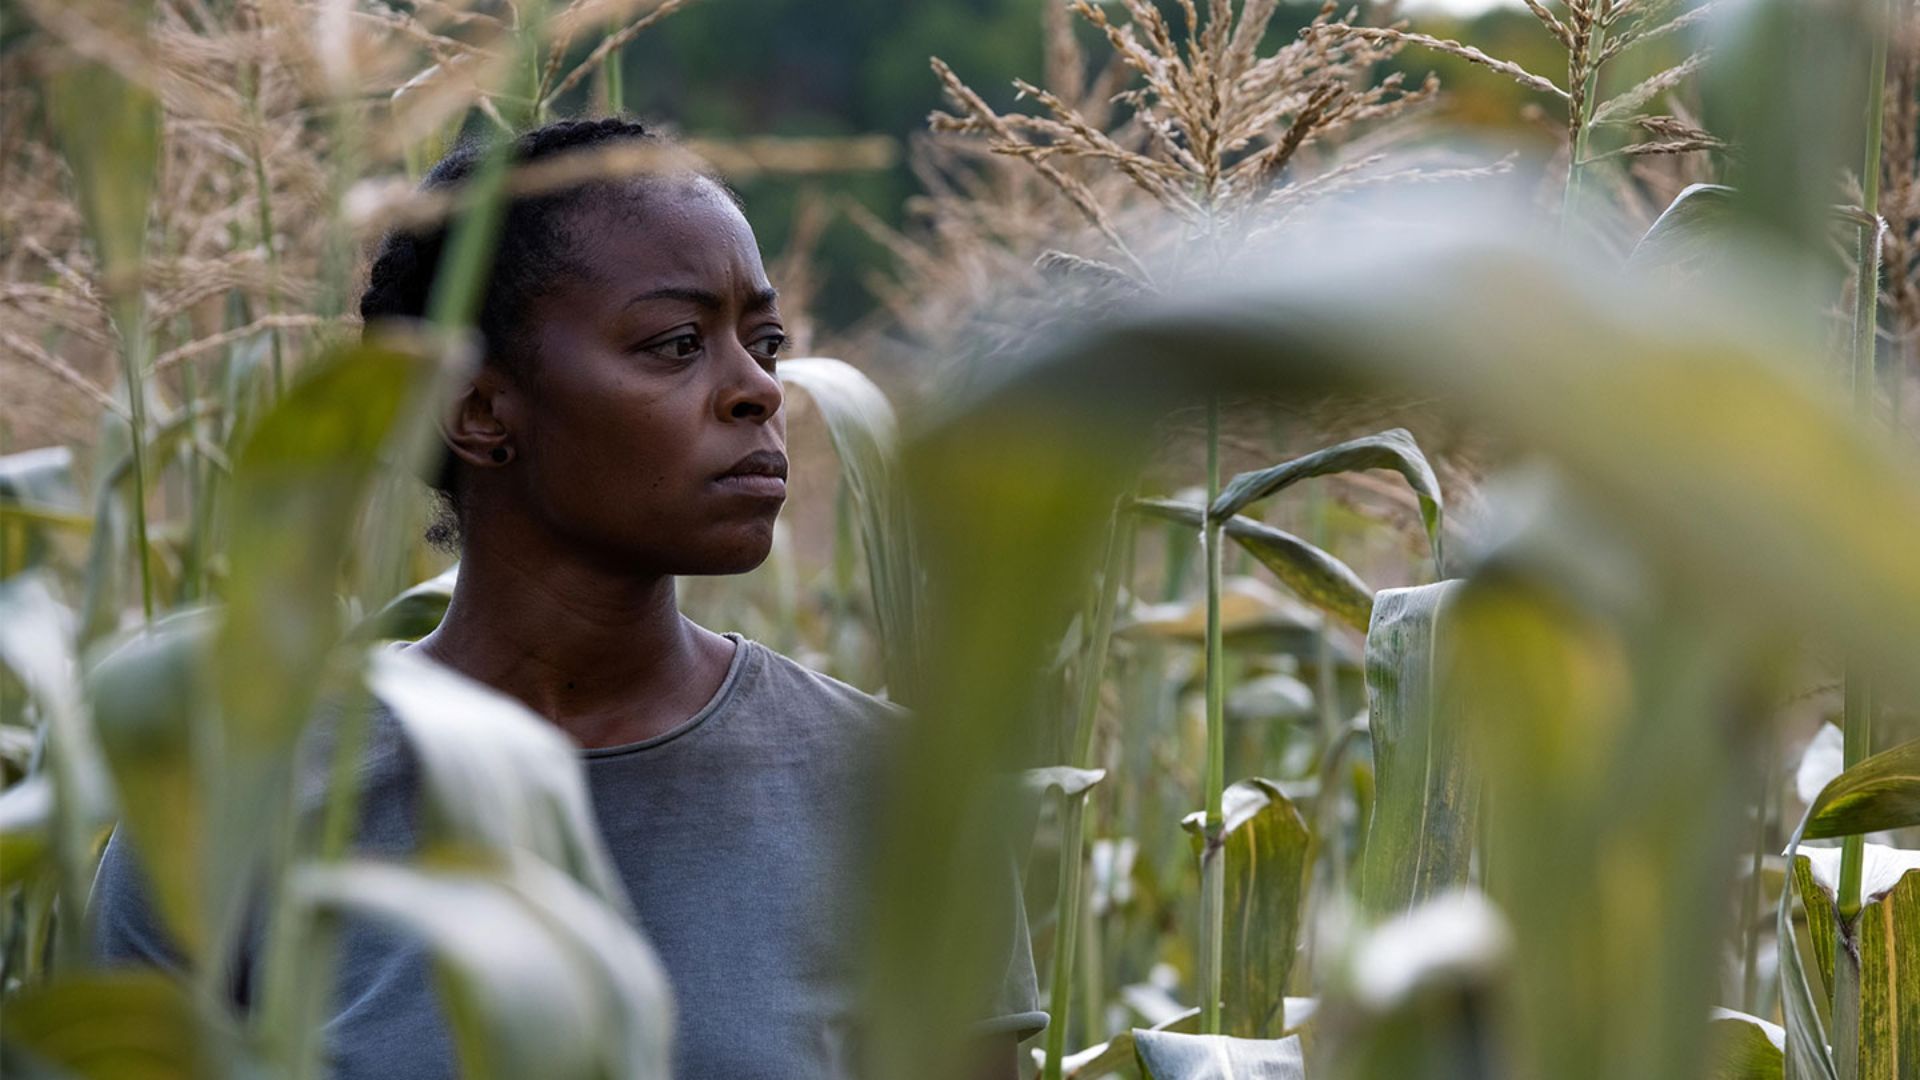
top-left (500, 176), bottom-right (789, 575)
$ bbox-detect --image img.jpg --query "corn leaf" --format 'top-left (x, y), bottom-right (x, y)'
top-left (1209, 430), bottom-right (1443, 576)
top-left (0, 573), bottom-right (109, 957)
top-left (779, 357), bottom-right (919, 701)
top-left (1630, 184), bottom-right (1739, 270)
top-left (1180, 779), bottom-right (1312, 1039)
top-left (1132, 1030), bottom-right (1306, 1080)
top-left (46, 28), bottom-right (161, 288)
top-left (1792, 845), bottom-right (1920, 1079)
top-left (85, 610), bottom-right (215, 958)
top-left (0, 447), bottom-right (80, 572)
top-left (1357, 582), bottom-right (1469, 915)
top-left (0, 776), bottom-right (52, 889)
top-left (350, 563), bottom-right (458, 643)
top-left (1023, 766), bottom-right (1107, 798)
top-left (1801, 737), bottom-right (1920, 841)
top-left (1135, 498), bottom-right (1374, 632)
top-left (0, 969), bottom-right (211, 1077)
top-left (1705, 1008), bottom-right (1784, 1080)
top-left (365, 646), bottom-right (629, 908)
top-left (293, 857), bottom-right (673, 1080)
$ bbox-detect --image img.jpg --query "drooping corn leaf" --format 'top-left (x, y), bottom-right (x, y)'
top-left (779, 357), bottom-right (919, 702)
top-left (1134, 498), bottom-right (1373, 632)
top-left (1180, 779), bottom-right (1312, 1039)
top-left (0, 969), bottom-right (214, 1078)
top-left (1630, 184), bottom-right (1739, 270)
top-left (292, 857), bottom-right (673, 1080)
top-left (364, 646), bottom-right (628, 908)
top-left (1801, 737), bottom-right (1920, 841)
top-left (1209, 430), bottom-right (1443, 576)
top-left (1705, 1008), bottom-right (1785, 1080)
top-left (1133, 1030), bottom-right (1306, 1080)
top-left (1357, 582), bottom-right (1469, 915)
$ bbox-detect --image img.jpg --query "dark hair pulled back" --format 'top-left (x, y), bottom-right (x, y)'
top-left (358, 116), bottom-right (659, 530)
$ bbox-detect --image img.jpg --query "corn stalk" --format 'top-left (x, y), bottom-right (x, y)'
top-left (1197, 398), bottom-right (1227, 1035)
top-left (1040, 507), bottom-right (1127, 1080)
top-left (1835, 0), bottom-right (1892, 1052)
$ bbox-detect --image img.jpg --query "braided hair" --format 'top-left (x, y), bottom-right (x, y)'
top-left (359, 117), bottom-right (693, 543)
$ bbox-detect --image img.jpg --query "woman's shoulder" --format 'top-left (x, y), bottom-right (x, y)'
top-left (737, 638), bottom-right (909, 732)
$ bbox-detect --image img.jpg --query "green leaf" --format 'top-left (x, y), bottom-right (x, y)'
top-left (1023, 766), bottom-right (1107, 798)
top-left (1801, 737), bottom-right (1920, 841)
top-left (1209, 430), bottom-right (1443, 576)
top-left (0, 447), bottom-right (80, 573)
top-left (0, 969), bottom-right (211, 1078)
top-left (1134, 498), bottom-right (1373, 632)
top-left (365, 646), bottom-right (629, 908)
top-left (1133, 1030), bottom-right (1306, 1080)
top-left (46, 27), bottom-right (161, 289)
top-left (293, 857), bottom-right (672, 1080)
top-left (85, 609), bottom-right (216, 958)
top-left (1793, 845), bottom-right (1920, 1078)
top-left (780, 357), bottom-right (919, 702)
top-left (350, 563), bottom-right (458, 643)
top-left (1706, 1008), bottom-right (1785, 1080)
top-left (1630, 184), bottom-right (1739, 270)
top-left (1357, 582), bottom-right (1471, 915)
top-left (1177, 779), bottom-right (1313, 1039)
top-left (0, 573), bottom-right (110, 956)
top-left (0, 775), bottom-right (52, 888)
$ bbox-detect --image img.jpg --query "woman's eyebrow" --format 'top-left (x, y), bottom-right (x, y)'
top-left (624, 285), bottom-right (781, 311)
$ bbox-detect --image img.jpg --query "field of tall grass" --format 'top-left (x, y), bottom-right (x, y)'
top-left (3, 1), bottom-right (1920, 1078)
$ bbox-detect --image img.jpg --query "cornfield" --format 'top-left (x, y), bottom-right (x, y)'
top-left (3, 1), bottom-right (1920, 1078)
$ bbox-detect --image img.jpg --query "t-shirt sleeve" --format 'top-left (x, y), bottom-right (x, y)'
top-left (89, 826), bottom-right (190, 973)
top-left (971, 847), bottom-right (1049, 1043)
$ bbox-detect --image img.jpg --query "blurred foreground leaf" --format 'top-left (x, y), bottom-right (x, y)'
top-left (293, 857), bottom-right (673, 1080)
top-left (0, 969), bottom-right (208, 1078)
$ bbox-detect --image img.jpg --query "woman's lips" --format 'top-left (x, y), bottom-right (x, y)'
top-left (710, 473), bottom-right (787, 499)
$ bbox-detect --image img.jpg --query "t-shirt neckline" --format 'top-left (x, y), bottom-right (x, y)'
top-left (581, 631), bottom-right (753, 760)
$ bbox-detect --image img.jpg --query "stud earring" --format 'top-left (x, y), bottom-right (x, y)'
top-left (490, 447), bottom-right (510, 463)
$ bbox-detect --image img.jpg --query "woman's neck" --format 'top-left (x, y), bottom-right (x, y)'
top-left (407, 525), bottom-right (737, 749)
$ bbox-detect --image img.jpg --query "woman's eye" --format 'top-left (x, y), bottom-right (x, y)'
top-left (643, 333), bottom-right (701, 360)
top-left (751, 333), bottom-right (787, 361)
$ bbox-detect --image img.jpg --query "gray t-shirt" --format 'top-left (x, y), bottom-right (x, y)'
top-left (90, 634), bottom-right (1046, 1078)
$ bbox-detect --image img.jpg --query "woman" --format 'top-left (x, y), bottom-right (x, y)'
top-left (92, 117), bottom-right (1044, 1079)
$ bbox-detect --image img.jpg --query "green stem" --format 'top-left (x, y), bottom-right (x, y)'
top-left (1199, 397), bottom-right (1226, 1034)
top-left (605, 17), bottom-right (626, 114)
top-left (1043, 794), bottom-right (1089, 1080)
top-left (1043, 509), bottom-right (1129, 1080)
top-left (1740, 735), bottom-right (1775, 1013)
top-left (1837, 0), bottom-right (1891, 928)
top-left (117, 295), bottom-right (155, 624)
top-left (1560, 12), bottom-right (1611, 230)
top-left (240, 39), bottom-right (287, 397)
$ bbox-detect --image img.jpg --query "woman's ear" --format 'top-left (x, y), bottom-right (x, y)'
top-left (441, 366), bottom-right (520, 469)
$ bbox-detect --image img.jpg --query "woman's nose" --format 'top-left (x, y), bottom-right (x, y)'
top-left (716, 346), bottom-right (783, 423)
